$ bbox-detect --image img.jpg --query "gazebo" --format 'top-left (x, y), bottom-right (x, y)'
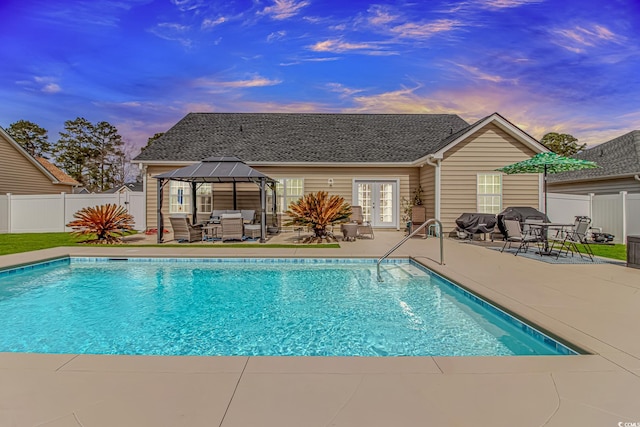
top-left (153, 156), bottom-right (278, 243)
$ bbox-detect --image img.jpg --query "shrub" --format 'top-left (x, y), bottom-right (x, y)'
top-left (67, 204), bottom-right (134, 244)
top-left (285, 191), bottom-right (351, 238)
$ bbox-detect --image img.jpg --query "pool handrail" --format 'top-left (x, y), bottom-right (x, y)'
top-left (377, 218), bottom-right (444, 281)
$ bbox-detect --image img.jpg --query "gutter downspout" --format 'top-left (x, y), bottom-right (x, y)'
top-left (635, 174), bottom-right (640, 182)
top-left (425, 154), bottom-right (442, 220)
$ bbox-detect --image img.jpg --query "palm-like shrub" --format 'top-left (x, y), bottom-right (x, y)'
top-left (67, 204), bottom-right (134, 244)
top-left (285, 191), bottom-right (351, 239)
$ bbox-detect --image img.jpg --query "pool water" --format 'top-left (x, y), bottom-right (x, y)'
top-left (0, 258), bottom-right (576, 357)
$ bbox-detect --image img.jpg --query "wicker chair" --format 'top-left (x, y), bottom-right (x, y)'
top-left (169, 216), bottom-right (203, 243)
top-left (221, 214), bottom-right (244, 242)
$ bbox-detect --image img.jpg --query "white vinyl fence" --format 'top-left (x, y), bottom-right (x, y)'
top-left (548, 192), bottom-right (640, 243)
top-left (0, 192), bottom-right (145, 233)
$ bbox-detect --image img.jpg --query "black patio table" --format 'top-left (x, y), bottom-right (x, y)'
top-left (524, 221), bottom-right (573, 255)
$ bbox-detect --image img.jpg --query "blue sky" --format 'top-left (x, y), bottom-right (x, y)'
top-left (1, 0), bottom-right (638, 152)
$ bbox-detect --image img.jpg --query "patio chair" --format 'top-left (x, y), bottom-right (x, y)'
top-left (351, 205), bottom-right (374, 239)
top-left (169, 216), bottom-right (203, 243)
top-left (411, 205), bottom-right (427, 237)
top-left (500, 219), bottom-right (540, 256)
top-left (221, 214), bottom-right (244, 242)
top-left (551, 216), bottom-right (594, 261)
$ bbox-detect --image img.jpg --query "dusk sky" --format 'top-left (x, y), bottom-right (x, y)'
top-left (1, 0), bottom-right (638, 153)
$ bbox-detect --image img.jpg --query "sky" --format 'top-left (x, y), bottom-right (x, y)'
top-left (1, 0), bottom-right (639, 154)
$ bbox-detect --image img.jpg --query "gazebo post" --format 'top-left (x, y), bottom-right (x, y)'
top-left (191, 181), bottom-right (198, 225)
top-left (157, 178), bottom-right (164, 243)
top-left (271, 182), bottom-right (277, 228)
top-left (260, 178), bottom-right (267, 243)
top-left (232, 182), bottom-right (237, 210)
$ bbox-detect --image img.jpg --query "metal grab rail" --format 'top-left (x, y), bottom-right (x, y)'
top-left (376, 218), bottom-right (444, 281)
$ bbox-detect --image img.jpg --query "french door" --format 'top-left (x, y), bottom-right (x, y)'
top-left (353, 180), bottom-right (398, 228)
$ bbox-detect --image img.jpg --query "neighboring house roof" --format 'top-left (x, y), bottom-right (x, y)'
top-left (103, 182), bottom-right (143, 193)
top-left (134, 113), bottom-right (471, 164)
top-left (35, 157), bottom-right (80, 186)
top-left (548, 130), bottom-right (640, 183)
top-left (0, 125), bottom-right (77, 187)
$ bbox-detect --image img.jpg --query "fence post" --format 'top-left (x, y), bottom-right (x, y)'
top-left (61, 192), bottom-right (67, 232)
top-left (588, 193), bottom-right (594, 221)
top-left (6, 193), bottom-right (11, 234)
top-left (621, 191), bottom-right (627, 242)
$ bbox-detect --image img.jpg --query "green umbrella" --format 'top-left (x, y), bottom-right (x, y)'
top-left (496, 152), bottom-right (598, 216)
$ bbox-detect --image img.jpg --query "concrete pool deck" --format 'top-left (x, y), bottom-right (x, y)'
top-left (0, 231), bottom-right (639, 426)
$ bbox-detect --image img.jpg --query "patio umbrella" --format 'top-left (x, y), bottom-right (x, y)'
top-left (496, 152), bottom-right (598, 216)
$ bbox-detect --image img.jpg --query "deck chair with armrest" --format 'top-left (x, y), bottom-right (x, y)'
top-left (220, 213), bottom-right (244, 242)
top-left (350, 205), bottom-right (374, 239)
top-left (500, 219), bottom-right (540, 256)
top-left (169, 216), bottom-right (203, 243)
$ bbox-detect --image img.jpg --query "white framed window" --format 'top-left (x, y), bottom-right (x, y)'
top-left (477, 173), bottom-right (502, 214)
top-left (270, 178), bottom-right (304, 213)
top-left (196, 183), bottom-right (212, 213)
top-left (169, 181), bottom-right (192, 214)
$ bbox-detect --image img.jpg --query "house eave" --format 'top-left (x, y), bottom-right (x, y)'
top-left (548, 172), bottom-right (640, 185)
top-left (137, 160), bottom-right (417, 168)
top-left (0, 126), bottom-right (60, 184)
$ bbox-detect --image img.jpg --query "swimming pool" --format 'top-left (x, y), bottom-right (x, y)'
top-left (0, 257), bottom-right (577, 357)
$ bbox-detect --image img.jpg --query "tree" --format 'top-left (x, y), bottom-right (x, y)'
top-left (541, 132), bottom-right (586, 156)
top-left (6, 119), bottom-right (51, 157)
top-left (53, 118), bottom-right (125, 192)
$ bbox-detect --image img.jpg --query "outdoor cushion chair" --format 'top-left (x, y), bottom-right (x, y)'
top-left (410, 205), bottom-right (427, 236)
top-left (169, 216), bottom-right (203, 243)
top-left (221, 214), bottom-right (244, 242)
top-left (351, 205), bottom-right (374, 239)
top-left (240, 210), bottom-right (256, 224)
top-left (550, 216), bottom-right (594, 261)
top-left (500, 219), bottom-right (540, 256)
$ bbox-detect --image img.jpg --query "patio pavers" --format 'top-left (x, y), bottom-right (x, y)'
top-left (0, 231), bottom-right (639, 426)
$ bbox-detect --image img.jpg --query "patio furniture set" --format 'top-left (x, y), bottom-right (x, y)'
top-left (169, 210), bottom-right (261, 243)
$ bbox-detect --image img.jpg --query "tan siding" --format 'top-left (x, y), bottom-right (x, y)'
top-left (0, 133), bottom-right (68, 195)
top-left (145, 165), bottom-right (420, 229)
top-left (439, 124), bottom-right (540, 233)
top-left (419, 166), bottom-right (435, 219)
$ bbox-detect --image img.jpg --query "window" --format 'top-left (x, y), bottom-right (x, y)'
top-left (477, 173), bottom-right (502, 214)
top-left (270, 178), bottom-right (304, 213)
top-left (196, 184), bottom-right (212, 213)
top-left (169, 181), bottom-right (192, 214)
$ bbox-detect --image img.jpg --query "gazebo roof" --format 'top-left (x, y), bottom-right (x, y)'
top-left (153, 156), bottom-right (276, 183)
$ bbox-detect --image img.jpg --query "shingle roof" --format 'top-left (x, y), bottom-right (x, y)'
top-left (547, 130), bottom-right (640, 182)
top-left (35, 157), bottom-right (80, 185)
top-left (134, 113), bottom-right (469, 163)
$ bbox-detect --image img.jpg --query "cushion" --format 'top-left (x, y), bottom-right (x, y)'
top-left (221, 212), bottom-right (242, 219)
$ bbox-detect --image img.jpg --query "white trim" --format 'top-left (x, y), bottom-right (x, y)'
top-left (352, 179), bottom-right (400, 228)
top-left (424, 155), bottom-right (441, 220)
top-left (0, 126), bottom-right (61, 184)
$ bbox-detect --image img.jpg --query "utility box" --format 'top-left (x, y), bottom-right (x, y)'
top-left (627, 236), bottom-right (640, 269)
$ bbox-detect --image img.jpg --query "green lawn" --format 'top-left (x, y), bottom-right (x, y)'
top-left (0, 233), bottom-right (339, 256)
top-left (577, 243), bottom-right (627, 261)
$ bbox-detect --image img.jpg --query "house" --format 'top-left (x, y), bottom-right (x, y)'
top-left (0, 126), bottom-right (79, 194)
top-left (103, 182), bottom-right (144, 194)
top-left (133, 112), bottom-right (549, 233)
top-left (547, 130), bottom-right (640, 194)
